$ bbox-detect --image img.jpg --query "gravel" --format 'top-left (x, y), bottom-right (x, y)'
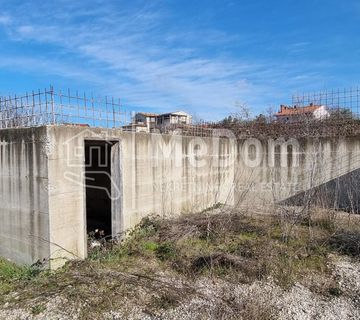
top-left (1, 255), bottom-right (360, 320)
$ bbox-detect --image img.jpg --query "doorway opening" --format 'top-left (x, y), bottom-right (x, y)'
top-left (84, 140), bottom-right (117, 237)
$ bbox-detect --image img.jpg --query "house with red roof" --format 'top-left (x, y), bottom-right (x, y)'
top-left (275, 103), bottom-right (329, 123)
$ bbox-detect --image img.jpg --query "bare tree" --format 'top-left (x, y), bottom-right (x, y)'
top-left (233, 101), bottom-right (252, 122)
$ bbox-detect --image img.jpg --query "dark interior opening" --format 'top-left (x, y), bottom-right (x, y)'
top-left (85, 140), bottom-right (114, 237)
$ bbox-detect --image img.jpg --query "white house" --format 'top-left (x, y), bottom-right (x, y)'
top-left (156, 111), bottom-right (192, 126)
top-left (124, 111), bottom-right (192, 132)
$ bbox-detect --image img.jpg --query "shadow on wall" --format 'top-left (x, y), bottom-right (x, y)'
top-left (281, 168), bottom-right (360, 213)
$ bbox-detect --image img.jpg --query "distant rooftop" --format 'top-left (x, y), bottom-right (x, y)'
top-left (136, 112), bottom-right (159, 117)
top-left (136, 111), bottom-right (190, 117)
top-left (275, 104), bottom-right (323, 116)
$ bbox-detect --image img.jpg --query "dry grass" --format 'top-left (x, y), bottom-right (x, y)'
top-left (1, 207), bottom-right (359, 318)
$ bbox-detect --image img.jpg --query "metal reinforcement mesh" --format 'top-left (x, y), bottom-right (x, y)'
top-left (0, 86), bottom-right (129, 129)
top-left (1, 85), bottom-right (360, 138)
top-left (292, 87), bottom-right (360, 119)
top-left (209, 87), bottom-right (360, 138)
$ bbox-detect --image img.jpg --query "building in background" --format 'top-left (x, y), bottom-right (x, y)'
top-left (156, 111), bottom-right (192, 126)
top-left (275, 103), bottom-right (329, 123)
top-left (121, 122), bottom-right (148, 133)
top-left (133, 112), bottom-right (158, 132)
top-left (123, 110), bottom-right (192, 132)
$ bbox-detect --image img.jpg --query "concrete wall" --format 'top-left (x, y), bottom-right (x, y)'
top-left (45, 126), bottom-right (235, 268)
top-left (0, 127), bottom-right (50, 265)
top-left (234, 137), bottom-right (360, 208)
top-left (1, 125), bottom-right (360, 268)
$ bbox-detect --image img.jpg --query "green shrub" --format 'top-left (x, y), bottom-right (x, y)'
top-left (0, 258), bottom-right (39, 281)
top-left (155, 242), bottom-right (176, 261)
top-left (143, 241), bottom-right (159, 251)
top-left (31, 304), bottom-right (46, 315)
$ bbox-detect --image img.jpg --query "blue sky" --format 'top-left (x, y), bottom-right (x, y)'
top-left (0, 0), bottom-right (359, 120)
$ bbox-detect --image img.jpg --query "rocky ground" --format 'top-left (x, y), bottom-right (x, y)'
top-left (1, 209), bottom-right (360, 319)
top-left (1, 254), bottom-right (359, 319)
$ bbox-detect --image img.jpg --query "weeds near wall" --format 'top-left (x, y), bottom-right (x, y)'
top-left (1, 206), bottom-right (360, 318)
top-left (0, 259), bottom-right (41, 302)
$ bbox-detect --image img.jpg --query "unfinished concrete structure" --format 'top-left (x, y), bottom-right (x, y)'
top-left (0, 125), bottom-right (235, 268)
top-left (1, 87), bottom-right (360, 268)
top-left (2, 124), bottom-right (360, 268)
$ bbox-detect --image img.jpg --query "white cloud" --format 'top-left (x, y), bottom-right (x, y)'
top-left (0, 1), bottom-right (330, 119)
top-left (0, 4), bottom-right (257, 118)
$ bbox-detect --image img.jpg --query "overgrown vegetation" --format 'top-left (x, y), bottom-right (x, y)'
top-left (106, 210), bottom-right (336, 288)
top-left (0, 259), bottom-right (41, 298)
top-left (212, 116), bottom-right (360, 138)
top-left (1, 208), bottom-right (360, 318)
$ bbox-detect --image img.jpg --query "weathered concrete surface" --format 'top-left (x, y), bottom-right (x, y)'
top-left (234, 137), bottom-right (360, 208)
top-left (1, 125), bottom-right (360, 268)
top-left (0, 127), bottom-right (50, 265)
top-left (45, 126), bottom-right (235, 268)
